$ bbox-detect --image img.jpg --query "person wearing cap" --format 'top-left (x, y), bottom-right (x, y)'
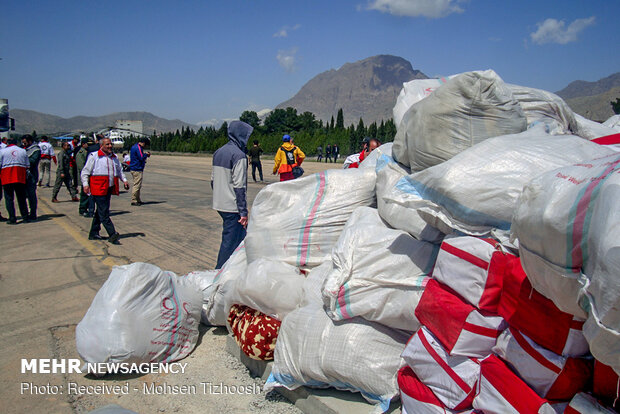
top-left (0, 138), bottom-right (30, 224)
top-left (129, 137), bottom-right (151, 206)
top-left (76, 137), bottom-right (92, 216)
top-left (273, 134), bottom-right (305, 182)
top-left (38, 135), bottom-right (56, 187)
top-left (21, 134), bottom-right (41, 221)
top-left (211, 121), bottom-right (253, 268)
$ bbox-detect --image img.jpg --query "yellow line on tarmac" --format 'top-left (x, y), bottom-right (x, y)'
top-left (38, 202), bottom-right (118, 268)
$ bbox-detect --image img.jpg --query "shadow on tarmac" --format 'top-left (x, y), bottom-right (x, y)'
top-left (119, 232), bottom-right (146, 239)
top-left (138, 201), bottom-right (166, 206)
top-left (109, 211), bottom-right (131, 217)
top-left (36, 213), bottom-right (66, 221)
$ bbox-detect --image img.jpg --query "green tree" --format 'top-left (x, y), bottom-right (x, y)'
top-left (367, 122), bottom-right (378, 139)
top-left (336, 108), bottom-right (344, 129)
top-left (611, 98), bottom-right (620, 115)
top-left (240, 110), bottom-right (261, 128)
top-left (330, 116), bottom-right (335, 130)
top-left (299, 111), bottom-right (318, 131)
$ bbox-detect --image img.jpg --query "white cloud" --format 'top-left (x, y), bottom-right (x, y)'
top-left (366, 0), bottom-right (465, 18)
top-left (530, 16), bottom-right (595, 45)
top-left (273, 24), bottom-right (301, 38)
top-left (276, 47), bottom-right (298, 73)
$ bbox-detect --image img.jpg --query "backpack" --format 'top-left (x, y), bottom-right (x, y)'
top-left (281, 146), bottom-right (297, 165)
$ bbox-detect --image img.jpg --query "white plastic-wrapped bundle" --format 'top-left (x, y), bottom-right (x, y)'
top-left (245, 168), bottom-right (376, 268)
top-left (76, 263), bottom-right (202, 371)
top-left (375, 145), bottom-right (444, 242)
top-left (202, 243), bottom-right (247, 326)
top-left (573, 113), bottom-right (619, 140)
top-left (301, 260), bottom-right (331, 307)
top-left (393, 76), bottom-right (457, 127)
top-left (506, 83), bottom-right (578, 134)
top-left (392, 70), bottom-right (527, 170)
top-left (225, 257), bottom-right (305, 321)
top-left (265, 305), bottom-right (409, 413)
top-left (322, 207), bottom-right (438, 331)
top-left (511, 153), bottom-right (620, 371)
top-left (400, 124), bottom-right (614, 235)
top-left (603, 114), bottom-right (620, 131)
top-left (184, 269), bottom-right (218, 324)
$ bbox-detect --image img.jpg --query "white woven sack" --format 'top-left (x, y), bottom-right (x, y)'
top-left (473, 355), bottom-right (556, 414)
top-left (573, 113), bottom-right (619, 139)
top-left (512, 153), bottom-right (619, 322)
top-left (401, 327), bottom-right (479, 410)
top-left (301, 260), bottom-right (331, 307)
top-left (431, 236), bottom-right (501, 311)
top-left (506, 83), bottom-right (578, 134)
top-left (566, 392), bottom-right (617, 413)
top-left (265, 305), bottom-right (409, 413)
top-left (375, 146), bottom-right (444, 242)
top-left (245, 167), bottom-right (376, 268)
top-left (76, 263), bottom-right (202, 371)
top-left (392, 70), bottom-right (527, 170)
top-left (202, 243), bottom-right (247, 326)
top-left (225, 257), bottom-right (305, 321)
top-left (603, 114), bottom-right (620, 132)
top-left (393, 76), bottom-right (457, 127)
top-left (322, 206), bottom-right (438, 331)
top-left (403, 124), bottom-right (613, 235)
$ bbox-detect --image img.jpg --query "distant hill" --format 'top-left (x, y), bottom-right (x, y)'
top-left (277, 55), bottom-right (428, 127)
top-left (556, 72), bottom-right (620, 121)
top-left (12, 110), bottom-right (197, 136)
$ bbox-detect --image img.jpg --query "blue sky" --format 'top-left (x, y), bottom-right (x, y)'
top-left (2, 0), bottom-right (618, 125)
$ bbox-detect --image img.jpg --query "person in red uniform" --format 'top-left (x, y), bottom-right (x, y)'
top-left (81, 138), bottom-right (129, 244)
top-left (344, 137), bottom-right (381, 169)
top-left (0, 138), bottom-right (30, 224)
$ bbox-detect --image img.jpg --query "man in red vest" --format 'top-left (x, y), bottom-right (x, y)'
top-left (0, 138), bottom-right (30, 224)
top-left (81, 138), bottom-right (129, 244)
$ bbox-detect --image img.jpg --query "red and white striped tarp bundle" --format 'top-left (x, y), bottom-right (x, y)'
top-left (593, 360), bottom-right (620, 409)
top-left (415, 279), bottom-right (506, 358)
top-left (565, 393), bottom-right (617, 414)
top-left (493, 328), bottom-right (592, 400)
top-left (398, 366), bottom-right (477, 414)
top-left (432, 236), bottom-right (503, 313)
top-left (401, 327), bottom-right (479, 410)
top-left (473, 355), bottom-right (556, 414)
top-left (496, 251), bottom-right (589, 357)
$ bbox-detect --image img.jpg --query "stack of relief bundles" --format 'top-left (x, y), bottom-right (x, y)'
top-left (392, 69), bottom-right (527, 171)
top-left (245, 167), bottom-right (376, 268)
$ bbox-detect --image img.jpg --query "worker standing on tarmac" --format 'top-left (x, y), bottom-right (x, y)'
top-left (273, 134), bottom-right (305, 182)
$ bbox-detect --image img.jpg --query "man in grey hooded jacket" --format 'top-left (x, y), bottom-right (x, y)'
top-left (211, 121), bottom-right (253, 268)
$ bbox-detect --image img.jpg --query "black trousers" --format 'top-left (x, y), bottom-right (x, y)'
top-left (89, 191), bottom-right (116, 237)
top-left (251, 161), bottom-right (263, 181)
top-left (25, 175), bottom-right (38, 219)
top-left (3, 183), bottom-right (28, 221)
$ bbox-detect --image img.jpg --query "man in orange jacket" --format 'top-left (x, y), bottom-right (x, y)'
top-left (273, 134), bottom-right (305, 182)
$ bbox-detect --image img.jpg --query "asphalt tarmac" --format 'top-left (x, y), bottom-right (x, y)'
top-left (0, 153), bottom-right (340, 414)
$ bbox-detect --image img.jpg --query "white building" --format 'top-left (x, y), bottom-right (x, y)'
top-left (114, 120), bottom-right (143, 135)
